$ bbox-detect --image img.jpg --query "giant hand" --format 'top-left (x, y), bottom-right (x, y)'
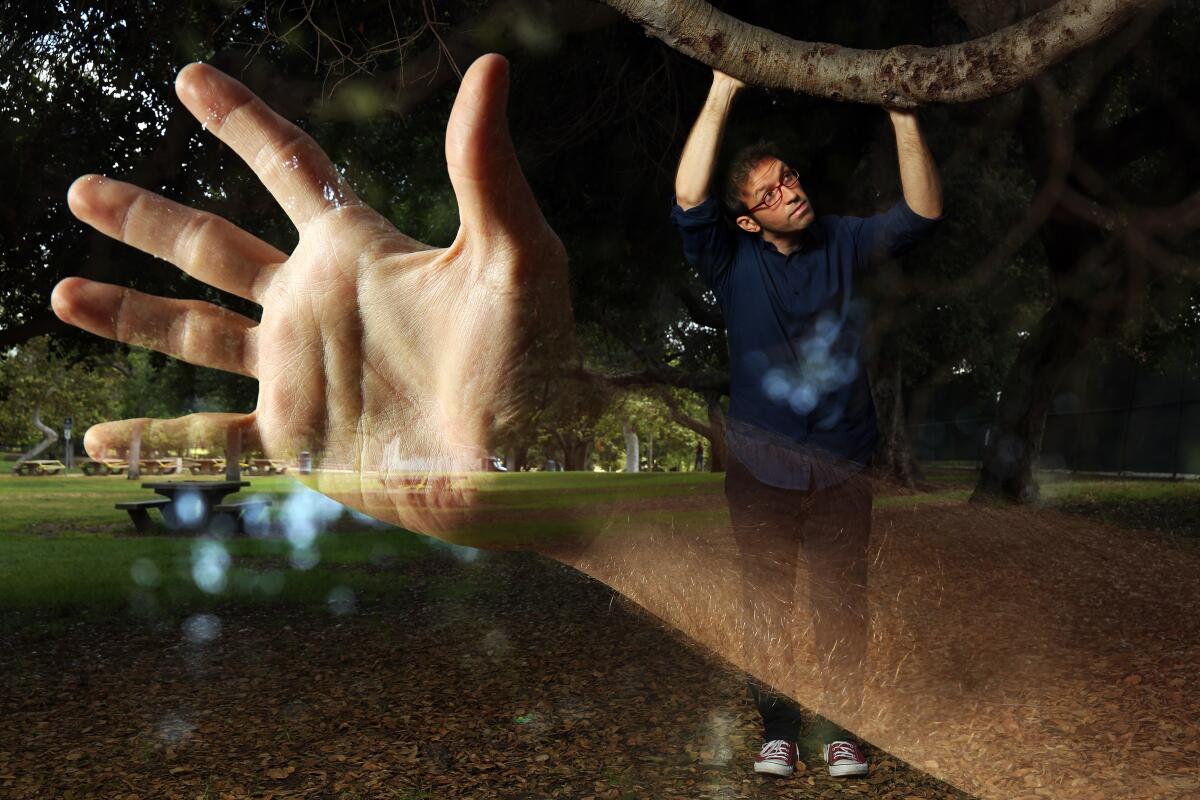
top-left (52, 55), bottom-right (575, 535)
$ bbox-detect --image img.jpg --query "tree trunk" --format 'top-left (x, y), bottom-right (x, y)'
top-left (972, 82), bottom-right (1143, 505)
top-left (704, 391), bottom-right (727, 472)
top-left (972, 300), bottom-right (1096, 504)
top-left (562, 438), bottom-right (591, 471)
top-left (19, 404), bottom-right (58, 462)
top-left (622, 422), bottom-right (640, 472)
top-left (505, 444), bottom-right (530, 472)
top-left (870, 352), bottom-right (922, 489)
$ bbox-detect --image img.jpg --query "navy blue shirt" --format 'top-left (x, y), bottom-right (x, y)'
top-left (670, 196), bottom-right (940, 489)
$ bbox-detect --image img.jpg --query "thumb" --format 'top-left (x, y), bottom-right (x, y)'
top-left (445, 54), bottom-right (547, 246)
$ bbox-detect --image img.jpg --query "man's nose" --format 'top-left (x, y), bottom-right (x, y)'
top-left (783, 183), bottom-right (802, 202)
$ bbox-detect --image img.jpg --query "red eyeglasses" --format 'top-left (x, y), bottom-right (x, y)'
top-left (748, 168), bottom-right (800, 214)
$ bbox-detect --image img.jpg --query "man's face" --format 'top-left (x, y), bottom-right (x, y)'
top-left (736, 158), bottom-right (814, 236)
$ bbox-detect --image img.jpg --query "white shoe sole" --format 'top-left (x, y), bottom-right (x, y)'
top-left (754, 761), bottom-right (795, 777)
top-left (828, 762), bottom-right (869, 777)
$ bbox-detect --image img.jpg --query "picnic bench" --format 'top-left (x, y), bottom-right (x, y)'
top-left (115, 480), bottom-right (271, 534)
top-left (114, 498), bottom-right (171, 534)
top-left (137, 458), bottom-right (180, 475)
top-left (213, 499), bottom-right (272, 534)
top-left (12, 460), bottom-right (66, 476)
top-left (247, 458), bottom-right (288, 475)
top-left (82, 458), bottom-right (128, 476)
top-left (184, 457), bottom-right (225, 475)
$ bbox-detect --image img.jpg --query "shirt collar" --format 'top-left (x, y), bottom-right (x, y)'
top-left (755, 220), bottom-right (825, 256)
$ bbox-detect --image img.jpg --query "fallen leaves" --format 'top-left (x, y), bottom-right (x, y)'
top-left (1, 551), bottom-right (972, 799)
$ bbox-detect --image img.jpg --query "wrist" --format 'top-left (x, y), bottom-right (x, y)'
top-left (711, 74), bottom-right (744, 94)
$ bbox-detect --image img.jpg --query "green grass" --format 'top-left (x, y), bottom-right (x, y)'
top-left (0, 473), bottom-right (434, 639)
top-left (3, 467), bottom-right (1198, 639)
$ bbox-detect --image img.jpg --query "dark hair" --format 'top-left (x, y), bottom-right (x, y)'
top-left (723, 139), bottom-right (783, 218)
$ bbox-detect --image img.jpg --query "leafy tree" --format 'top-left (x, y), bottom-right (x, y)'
top-left (0, 337), bottom-right (122, 455)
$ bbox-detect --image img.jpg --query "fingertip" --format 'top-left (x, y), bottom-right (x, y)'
top-left (175, 62), bottom-right (241, 130)
top-left (50, 277), bottom-right (83, 322)
top-left (83, 425), bottom-right (108, 460)
top-left (462, 53), bottom-right (510, 106)
top-left (470, 53), bottom-right (509, 80)
top-left (66, 174), bottom-right (104, 218)
top-left (174, 62), bottom-right (208, 100)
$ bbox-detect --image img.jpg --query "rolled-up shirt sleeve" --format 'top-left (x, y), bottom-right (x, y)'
top-left (848, 198), bottom-right (942, 272)
top-left (670, 196), bottom-right (736, 299)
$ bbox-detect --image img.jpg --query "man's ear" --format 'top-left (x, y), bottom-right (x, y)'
top-left (735, 214), bottom-right (760, 233)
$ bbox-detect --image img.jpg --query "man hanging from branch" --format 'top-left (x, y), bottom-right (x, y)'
top-left (670, 68), bottom-right (943, 779)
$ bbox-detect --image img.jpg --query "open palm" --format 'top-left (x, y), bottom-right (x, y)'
top-left (52, 55), bottom-right (574, 535)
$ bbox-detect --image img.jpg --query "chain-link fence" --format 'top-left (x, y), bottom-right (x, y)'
top-left (906, 353), bottom-right (1200, 477)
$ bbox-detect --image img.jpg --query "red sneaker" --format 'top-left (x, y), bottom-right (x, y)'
top-left (754, 739), bottom-right (797, 777)
top-left (823, 740), bottom-right (869, 777)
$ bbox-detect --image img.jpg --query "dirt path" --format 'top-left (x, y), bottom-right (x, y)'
top-left (0, 550), bottom-right (970, 800)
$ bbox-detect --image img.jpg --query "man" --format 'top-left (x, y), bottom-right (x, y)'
top-left (670, 70), bottom-right (942, 779)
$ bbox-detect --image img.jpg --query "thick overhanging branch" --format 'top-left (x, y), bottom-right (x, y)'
top-left (660, 390), bottom-right (714, 440)
top-left (598, 0), bottom-right (1165, 107)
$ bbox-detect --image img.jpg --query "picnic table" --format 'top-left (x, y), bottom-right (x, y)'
top-left (137, 458), bottom-right (180, 475)
top-left (247, 458), bottom-right (288, 475)
top-left (82, 458), bottom-right (128, 476)
top-left (12, 460), bottom-right (66, 476)
top-left (115, 479), bottom-right (268, 534)
top-left (183, 457), bottom-right (226, 475)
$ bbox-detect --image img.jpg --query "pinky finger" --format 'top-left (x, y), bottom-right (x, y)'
top-left (84, 413), bottom-right (261, 462)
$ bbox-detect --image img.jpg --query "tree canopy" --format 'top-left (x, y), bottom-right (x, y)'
top-left (2, 0), bottom-right (1196, 488)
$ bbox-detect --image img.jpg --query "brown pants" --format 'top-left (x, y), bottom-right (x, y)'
top-left (724, 453), bottom-right (872, 742)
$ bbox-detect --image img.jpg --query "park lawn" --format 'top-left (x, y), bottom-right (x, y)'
top-left (3, 467), bottom-right (1198, 637)
top-left (0, 473), bottom-right (435, 639)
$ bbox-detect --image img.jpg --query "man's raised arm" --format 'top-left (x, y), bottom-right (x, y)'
top-left (887, 108), bottom-right (943, 219)
top-left (675, 71), bottom-right (744, 210)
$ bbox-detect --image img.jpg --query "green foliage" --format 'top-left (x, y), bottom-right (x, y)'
top-left (595, 388), bottom-right (706, 472)
top-left (0, 338), bottom-right (257, 450)
top-left (0, 337), bottom-right (122, 448)
top-left (3, 0), bottom-right (1197, 462)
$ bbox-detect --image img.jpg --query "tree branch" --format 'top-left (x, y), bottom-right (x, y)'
top-left (599, 0), bottom-right (1165, 107)
top-left (660, 390), bottom-right (714, 440)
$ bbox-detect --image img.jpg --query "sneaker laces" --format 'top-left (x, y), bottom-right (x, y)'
top-left (827, 741), bottom-right (863, 763)
top-left (759, 740), bottom-right (794, 762)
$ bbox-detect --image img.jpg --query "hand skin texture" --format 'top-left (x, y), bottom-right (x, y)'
top-left (52, 54), bottom-right (576, 538)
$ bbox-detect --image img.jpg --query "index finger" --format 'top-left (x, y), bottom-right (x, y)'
top-left (174, 62), bottom-right (359, 229)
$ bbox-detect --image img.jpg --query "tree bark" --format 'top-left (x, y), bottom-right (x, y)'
top-left (563, 438), bottom-right (591, 471)
top-left (870, 353), bottom-right (922, 489)
top-left (703, 391), bottom-right (726, 472)
top-left (972, 299), bottom-right (1097, 503)
top-left (600, 0), bottom-right (1164, 107)
top-left (504, 444), bottom-right (530, 472)
top-left (658, 390), bottom-right (726, 472)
